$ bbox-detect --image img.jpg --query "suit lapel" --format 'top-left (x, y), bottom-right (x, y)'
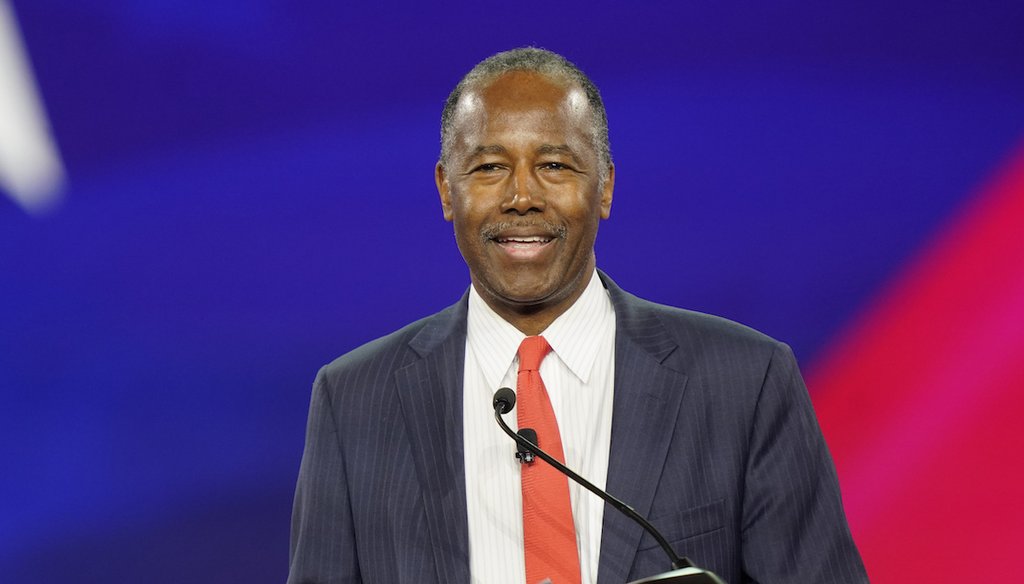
top-left (597, 275), bottom-right (690, 584)
top-left (395, 297), bottom-right (471, 584)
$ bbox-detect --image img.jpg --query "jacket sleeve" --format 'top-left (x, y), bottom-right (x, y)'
top-left (740, 343), bottom-right (869, 583)
top-left (288, 369), bottom-right (362, 584)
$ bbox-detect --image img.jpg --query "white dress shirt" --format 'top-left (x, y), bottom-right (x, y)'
top-left (463, 270), bottom-right (617, 584)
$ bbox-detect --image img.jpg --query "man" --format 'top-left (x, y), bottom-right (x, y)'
top-left (288, 48), bottom-right (867, 584)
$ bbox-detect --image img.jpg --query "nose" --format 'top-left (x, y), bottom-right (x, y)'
top-left (501, 165), bottom-right (544, 215)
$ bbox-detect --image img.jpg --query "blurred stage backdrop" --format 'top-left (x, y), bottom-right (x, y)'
top-left (1, 1), bottom-right (1022, 582)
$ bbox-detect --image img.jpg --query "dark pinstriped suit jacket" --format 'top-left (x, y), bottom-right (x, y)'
top-left (288, 272), bottom-right (867, 584)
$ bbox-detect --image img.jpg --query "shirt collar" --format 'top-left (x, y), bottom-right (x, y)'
top-left (466, 270), bottom-right (613, 389)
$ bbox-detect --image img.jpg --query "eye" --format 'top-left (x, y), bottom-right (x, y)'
top-left (539, 162), bottom-right (570, 171)
top-left (472, 163), bottom-right (503, 173)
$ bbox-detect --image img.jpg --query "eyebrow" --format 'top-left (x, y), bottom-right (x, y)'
top-left (466, 143), bottom-right (584, 164)
top-left (536, 144), bottom-right (584, 165)
top-left (468, 144), bottom-right (508, 158)
top-left (536, 144), bottom-right (574, 156)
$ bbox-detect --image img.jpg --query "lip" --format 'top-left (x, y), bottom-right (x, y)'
top-left (492, 235), bottom-right (556, 260)
top-left (485, 225), bottom-right (557, 260)
top-left (482, 221), bottom-right (565, 261)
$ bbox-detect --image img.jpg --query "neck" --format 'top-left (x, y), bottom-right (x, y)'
top-left (473, 269), bottom-right (594, 336)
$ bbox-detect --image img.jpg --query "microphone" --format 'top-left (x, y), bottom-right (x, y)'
top-left (492, 387), bottom-right (726, 584)
top-left (516, 428), bottom-right (538, 463)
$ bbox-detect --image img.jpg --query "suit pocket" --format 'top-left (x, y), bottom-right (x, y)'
top-left (637, 498), bottom-right (725, 551)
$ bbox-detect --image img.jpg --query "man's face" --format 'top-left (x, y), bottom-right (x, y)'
top-left (436, 71), bottom-right (614, 325)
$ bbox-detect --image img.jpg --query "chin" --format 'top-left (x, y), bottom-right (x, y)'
top-left (497, 283), bottom-right (568, 309)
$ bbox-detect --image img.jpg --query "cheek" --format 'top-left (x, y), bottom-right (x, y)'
top-left (449, 197), bottom-right (488, 248)
top-left (562, 191), bottom-right (605, 222)
top-left (451, 187), bottom-right (501, 223)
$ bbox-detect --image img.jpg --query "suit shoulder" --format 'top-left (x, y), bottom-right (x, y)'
top-left (632, 296), bottom-right (783, 352)
top-left (623, 296), bottom-right (797, 385)
top-left (621, 296), bottom-right (803, 413)
top-left (602, 271), bottom-right (785, 359)
top-left (316, 299), bottom-right (464, 388)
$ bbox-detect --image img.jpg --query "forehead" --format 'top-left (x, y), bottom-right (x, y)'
top-left (450, 71), bottom-right (592, 145)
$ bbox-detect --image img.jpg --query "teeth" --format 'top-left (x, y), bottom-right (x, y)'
top-left (499, 236), bottom-right (549, 243)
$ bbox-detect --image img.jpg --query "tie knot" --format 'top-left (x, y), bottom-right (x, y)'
top-left (517, 335), bottom-right (552, 372)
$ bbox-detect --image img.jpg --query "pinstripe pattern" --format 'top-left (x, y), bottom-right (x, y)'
top-left (288, 272), bottom-right (867, 584)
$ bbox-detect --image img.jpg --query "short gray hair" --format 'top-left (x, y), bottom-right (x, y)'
top-left (439, 47), bottom-right (611, 180)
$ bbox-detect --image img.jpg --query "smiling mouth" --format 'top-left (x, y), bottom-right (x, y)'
top-left (494, 235), bottom-right (554, 246)
top-left (492, 235), bottom-right (555, 260)
top-left (482, 221), bottom-right (566, 243)
top-left (482, 222), bottom-right (565, 260)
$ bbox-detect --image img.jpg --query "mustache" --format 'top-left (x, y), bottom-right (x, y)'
top-left (480, 220), bottom-right (568, 240)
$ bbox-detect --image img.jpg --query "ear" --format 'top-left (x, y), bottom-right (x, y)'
top-left (436, 162), bottom-right (454, 222)
top-left (599, 163), bottom-right (614, 219)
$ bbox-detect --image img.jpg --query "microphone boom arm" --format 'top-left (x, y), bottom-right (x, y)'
top-left (492, 402), bottom-right (694, 571)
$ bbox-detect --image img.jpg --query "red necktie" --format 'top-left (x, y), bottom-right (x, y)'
top-left (516, 335), bottom-right (582, 584)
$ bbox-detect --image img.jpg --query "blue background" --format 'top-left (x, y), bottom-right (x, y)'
top-left (2, 2), bottom-right (1022, 581)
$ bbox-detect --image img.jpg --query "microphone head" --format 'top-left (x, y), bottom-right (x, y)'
top-left (518, 428), bottom-right (537, 444)
top-left (492, 387), bottom-right (516, 414)
top-left (516, 428), bottom-right (537, 463)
